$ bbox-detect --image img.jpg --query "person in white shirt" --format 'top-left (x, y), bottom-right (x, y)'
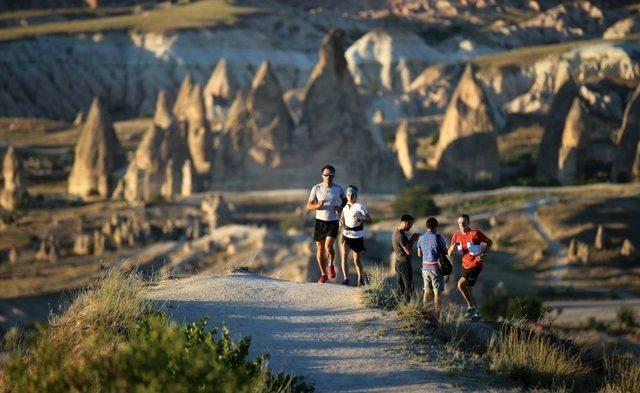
top-left (306, 165), bottom-right (347, 283)
top-left (339, 185), bottom-right (371, 286)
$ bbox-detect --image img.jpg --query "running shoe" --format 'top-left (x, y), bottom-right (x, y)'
top-left (318, 274), bottom-right (328, 283)
top-left (341, 279), bottom-right (350, 286)
top-left (328, 264), bottom-right (336, 279)
top-left (357, 277), bottom-right (366, 287)
top-left (464, 306), bottom-right (477, 321)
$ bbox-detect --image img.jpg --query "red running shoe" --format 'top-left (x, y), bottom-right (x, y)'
top-left (318, 274), bottom-right (328, 283)
top-left (328, 264), bottom-right (336, 279)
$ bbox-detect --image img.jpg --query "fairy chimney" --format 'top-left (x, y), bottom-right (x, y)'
top-left (68, 98), bottom-right (126, 199)
top-left (394, 120), bottom-right (415, 180)
top-left (557, 97), bottom-right (590, 185)
top-left (430, 64), bottom-right (500, 182)
top-left (611, 85), bottom-right (640, 183)
top-left (1, 145), bottom-right (28, 211)
top-left (204, 58), bottom-right (246, 122)
top-left (173, 73), bottom-right (193, 120)
top-left (538, 78), bottom-right (580, 180)
top-left (594, 224), bottom-right (608, 250)
top-left (620, 239), bottom-right (636, 257)
top-left (245, 60), bottom-right (294, 168)
top-left (186, 84), bottom-right (213, 174)
top-left (201, 193), bottom-right (232, 230)
top-left (153, 90), bottom-right (174, 130)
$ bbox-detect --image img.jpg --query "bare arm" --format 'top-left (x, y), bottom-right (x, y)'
top-left (417, 246), bottom-right (422, 258)
top-left (306, 198), bottom-right (325, 212)
top-left (361, 213), bottom-right (372, 224)
top-left (447, 243), bottom-right (456, 258)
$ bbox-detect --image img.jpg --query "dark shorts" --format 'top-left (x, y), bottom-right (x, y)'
top-left (462, 265), bottom-right (483, 287)
top-left (342, 236), bottom-right (365, 253)
top-left (314, 219), bottom-right (339, 241)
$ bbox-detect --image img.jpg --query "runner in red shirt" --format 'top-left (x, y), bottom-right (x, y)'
top-left (448, 214), bottom-right (493, 321)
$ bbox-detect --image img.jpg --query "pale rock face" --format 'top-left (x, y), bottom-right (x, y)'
top-left (394, 120), bottom-right (414, 180)
top-left (620, 238), bottom-right (636, 257)
top-left (577, 241), bottom-right (590, 264)
top-left (557, 98), bottom-right (590, 185)
top-left (431, 64), bottom-right (500, 182)
top-left (345, 29), bottom-right (443, 92)
top-left (537, 78), bottom-right (579, 180)
top-left (203, 58), bottom-right (251, 122)
top-left (603, 16), bottom-right (640, 39)
top-left (216, 92), bottom-right (248, 179)
top-left (201, 193), bottom-right (232, 230)
top-left (186, 84), bottom-right (213, 175)
top-left (68, 98), bottom-right (126, 199)
top-left (124, 91), bottom-right (189, 202)
top-left (245, 61), bottom-right (294, 168)
top-left (73, 234), bottom-right (93, 256)
top-left (594, 224), bottom-right (608, 250)
top-left (172, 74), bottom-right (193, 121)
top-left (1, 145), bottom-right (28, 211)
top-left (181, 159), bottom-right (194, 197)
top-left (300, 29), bottom-right (399, 189)
top-left (611, 85), bottom-right (640, 183)
top-left (408, 63), bottom-right (462, 116)
top-left (502, 42), bottom-right (639, 116)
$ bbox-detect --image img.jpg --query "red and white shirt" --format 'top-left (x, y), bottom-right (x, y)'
top-left (451, 229), bottom-right (488, 269)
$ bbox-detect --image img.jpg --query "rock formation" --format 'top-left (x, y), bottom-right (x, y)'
top-left (73, 234), bottom-right (93, 256)
top-left (537, 78), bottom-right (580, 180)
top-left (201, 193), bottom-right (232, 230)
top-left (300, 28), bottom-right (398, 188)
top-left (68, 98), bottom-right (126, 199)
top-left (123, 91), bottom-right (189, 202)
top-left (9, 247), bottom-right (18, 264)
top-left (567, 238), bottom-right (578, 260)
top-left (603, 16), bottom-right (640, 39)
top-left (181, 159), bottom-right (194, 197)
top-left (430, 64), bottom-right (500, 183)
top-left (576, 241), bottom-right (590, 264)
top-left (186, 84), bottom-right (213, 175)
top-left (36, 240), bottom-right (48, 261)
top-left (1, 145), bottom-right (28, 211)
top-left (611, 85), bottom-right (640, 183)
top-left (203, 58), bottom-right (249, 122)
top-left (620, 239), bottom-right (636, 257)
top-left (394, 120), bottom-right (415, 180)
top-left (245, 61), bottom-right (294, 168)
top-left (557, 98), bottom-right (590, 185)
top-left (345, 28), bottom-right (442, 92)
top-left (173, 73), bottom-right (193, 121)
top-left (214, 61), bottom-right (295, 179)
top-left (594, 224), bottom-right (608, 250)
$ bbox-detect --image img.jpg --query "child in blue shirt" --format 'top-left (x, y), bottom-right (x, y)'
top-left (417, 217), bottom-right (447, 316)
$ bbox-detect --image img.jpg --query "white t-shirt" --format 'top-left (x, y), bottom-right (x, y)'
top-left (342, 202), bottom-right (368, 239)
top-left (308, 183), bottom-right (345, 221)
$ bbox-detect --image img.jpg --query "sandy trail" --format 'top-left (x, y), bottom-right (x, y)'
top-left (147, 273), bottom-right (486, 392)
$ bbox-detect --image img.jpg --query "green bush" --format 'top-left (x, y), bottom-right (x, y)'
top-left (0, 270), bottom-right (312, 393)
top-left (480, 294), bottom-right (545, 322)
top-left (615, 305), bottom-right (636, 328)
top-left (393, 185), bottom-right (440, 219)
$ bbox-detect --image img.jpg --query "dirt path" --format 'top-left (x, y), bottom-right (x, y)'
top-left (147, 273), bottom-right (491, 392)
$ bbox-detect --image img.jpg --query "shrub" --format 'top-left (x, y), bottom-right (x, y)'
top-left (603, 356), bottom-right (640, 393)
top-left (0, 269), bottom-right (312, 393)
top-left (393, 185), bottom-right (440, 219)
top-left (480, 294), bottom-right (545, 322)
top-left (615, 305), bottom-right (636, 328)
top-left (489, 326), bottom-right (590, 390)
top-left (361, 266), bottom-right (398, 310)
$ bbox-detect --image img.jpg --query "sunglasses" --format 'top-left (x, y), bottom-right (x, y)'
top-left (322, 173), bottom-right (335, 177)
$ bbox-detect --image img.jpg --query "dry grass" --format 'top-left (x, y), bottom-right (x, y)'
top-left (602, 356), bottom-right (640, 393)
top-left (361, 266), bottom-right (398, 309)
top-left (489, 326), bottom-right (590, 390)
top-left (0, 0), bottom-right (259, 42)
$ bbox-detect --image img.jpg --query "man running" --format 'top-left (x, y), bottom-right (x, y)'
top-left (307, 165), bottom-right (346, 283)
top-left (339, 185), bottom-right (371, 287)
top-left (392, 214), bottom-right (420, 303)
top-left (448, 213), bottom-right (493, 321)
top-left (417, 217), bottom-right (447, 317)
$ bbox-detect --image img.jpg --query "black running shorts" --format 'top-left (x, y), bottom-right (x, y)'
top-left (342, 236), bottom-right (365, 253)
top-left (314, 219), bottom-right (339, 241)
top-left (462, 265), bottom-right (483, 287)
